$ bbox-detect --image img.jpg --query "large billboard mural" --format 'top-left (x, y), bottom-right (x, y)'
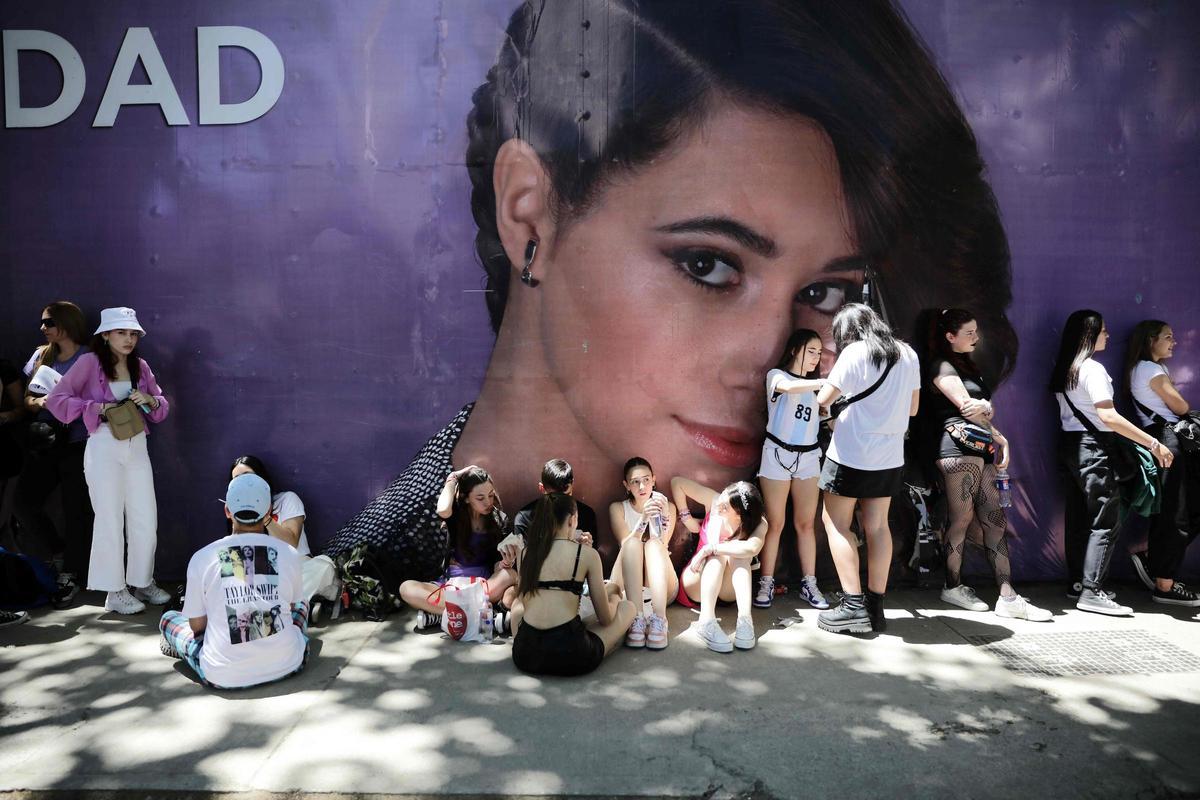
top-left (1, 1), bottom-right (1197, 581)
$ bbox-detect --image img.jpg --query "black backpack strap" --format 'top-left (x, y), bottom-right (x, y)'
top-left (764, 431), bottom-right (821, 453)
top-left (571, 541), bottom-right (583, 580)
top-left (1059, 392), bottom-right (1102, 435)
top-left (832, 357), bottom-right (897, 417)
top-left (1131, 394), bottom-right (1170, 427)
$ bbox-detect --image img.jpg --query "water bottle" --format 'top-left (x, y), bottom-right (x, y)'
top-left (995, 469), bottom-right (1012, 508)
top-left (480, 601), bottom-right (494, 642)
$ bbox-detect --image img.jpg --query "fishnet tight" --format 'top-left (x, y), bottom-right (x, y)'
top-left (936, 456), bottom-right (1012, 592)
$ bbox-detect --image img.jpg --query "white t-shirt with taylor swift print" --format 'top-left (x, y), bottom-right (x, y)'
top-left (183, 533), bottom-right (306, 689)
top-left (825, 340), bottom-right (921, 471)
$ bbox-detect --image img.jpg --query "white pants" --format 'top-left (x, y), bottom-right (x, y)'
top-left (84, 425), bottom-right (158, 592)
top-left (302, 554), bottom-right (338, 600)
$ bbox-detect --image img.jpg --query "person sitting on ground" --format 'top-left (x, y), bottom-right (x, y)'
top-left (159, 473), bottom-right (309, 689)
top-left (611, 457), bottom-right (677, 650)
top-left (398, 465), bottom-right (515, 630)
top-left (510, 493), bottom-right (635, 676)
top-left (672, 477), bottom-right (767, 653)
top-left (229, 455), bottom-right (340, 616)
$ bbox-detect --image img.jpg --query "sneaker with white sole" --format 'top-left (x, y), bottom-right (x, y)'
top-left (1076, 589), bottom-right (1132, 616)
top-left (753, 575), bottom-right (775, 608)
top-left (695, 618), bottom-right (733, 653)
top-left (52, 574), bottom-right (81, 609)
top-left (646, 613), bottom-right (668, 650)
top-left (799, 575), bottom-right (829, 609)
top-left (0, 609), bottom-right (29, 629)
top-left (104, 589), bottom-right (145, 615)
top-left (941, 584), bottom-right (988, 612)
top-left (414, 610), bottom-right (442, 631)
top-left (733, 615), bottom-right (756, 650)
top-left (1130, 551), bottom-right (1154, 590)
top-left (1067, 582), bottom-right (1115, 600)
top-left (133, 583), bottom-right (171, 606)
top-left (160, 638), bottom-right (182, 659)
top-left (994, 594), bottom-right (1052, 622)
top-left (626, 614), bottom-right (647, 648)
top-left (1152, 583), bottom-right (1200, 607)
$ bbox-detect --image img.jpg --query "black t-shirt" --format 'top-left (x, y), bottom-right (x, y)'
top-left (926, 359), bottom-right (991, 459)
top-left (513, 497), bottom-right (598, 542)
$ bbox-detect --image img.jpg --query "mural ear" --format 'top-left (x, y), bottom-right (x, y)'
top-left (493, 138), bottom-right (554, 286)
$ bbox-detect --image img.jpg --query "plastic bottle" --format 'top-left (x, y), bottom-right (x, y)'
top-left (995, 469), bottom-right (1012, 508)
top-left (479, 601), bottom-right (494, 642)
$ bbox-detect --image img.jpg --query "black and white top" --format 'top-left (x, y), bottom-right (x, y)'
top-left (324, 404), bottom-right (473, 581)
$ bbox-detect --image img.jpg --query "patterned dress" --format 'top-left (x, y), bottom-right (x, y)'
top-left (324, 404), bottom-right (473, 582)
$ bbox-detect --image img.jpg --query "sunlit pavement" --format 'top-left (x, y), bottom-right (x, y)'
top-left (2, 584), bottom-right (1198, 800)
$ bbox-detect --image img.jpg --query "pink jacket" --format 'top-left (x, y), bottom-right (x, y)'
top-left (46, 353), bottom-right (170, 436)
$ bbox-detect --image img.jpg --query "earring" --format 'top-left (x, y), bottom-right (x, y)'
top-left (520, 239), bottom-right (539, 287)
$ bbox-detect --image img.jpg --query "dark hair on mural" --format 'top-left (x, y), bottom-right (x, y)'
top-left (1050, 309), bottom-right (1104, 392)
top-left (466, 0), bottom-right (1016, 385)
top-left (540, 458), bottom-right (574, 493)
top-left (926, 308), bottom-right (982, 381)
top-left (622, 455), bottom-right (653, 501)
top-left (517, 492), bottom-right (577, 598)
top-left (35, 301), bottom-right (89, 371)
top-left (775, 328), bottom-right (822, 377)
top-left (450, 466), bottom-right (503, 567)
top-left (1123, 319), bottom-right (1170, 395)
top-left (90, 331), bottom-right (142, 386)
top-left (723, 481), bottom-right (764, 541)
top-left (832, 304), bottom-right (901, 368)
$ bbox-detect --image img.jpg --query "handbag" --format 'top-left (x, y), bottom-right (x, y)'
top-left (103, 399), bottom-right (146, 441)
top-left (944, 420), bottom-right (995, 458)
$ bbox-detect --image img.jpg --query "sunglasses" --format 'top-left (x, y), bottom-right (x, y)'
top-left (40, 318), bottom-right (56, 329)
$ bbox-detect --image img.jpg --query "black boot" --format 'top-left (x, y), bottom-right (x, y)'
top-left (865, 590), bottom-right (886, 632)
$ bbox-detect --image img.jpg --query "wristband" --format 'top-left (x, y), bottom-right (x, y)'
top-left (678, 510), bottom-right (692, 519)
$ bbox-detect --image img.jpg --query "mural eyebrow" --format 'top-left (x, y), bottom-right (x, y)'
top-left (821, 255), bottom-right (870, 274)
top-left (654, 217), bottom-right (779, 258)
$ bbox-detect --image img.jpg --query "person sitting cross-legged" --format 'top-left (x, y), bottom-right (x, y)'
top-left (159, 473), bottom-right (310, 689)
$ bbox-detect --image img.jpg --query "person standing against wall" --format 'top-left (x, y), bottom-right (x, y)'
top-left (13, 301), bottom-right (93, 603)
top-left (1052, 310), bottom-right (1172, 616)
top-left (47, 308), bottom-right (171, 614)
top-left (1125, 320), bottom-right (1199, 606)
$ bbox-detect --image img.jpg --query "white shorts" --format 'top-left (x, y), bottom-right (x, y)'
top-left (757, 441), bottom-right (821, 482)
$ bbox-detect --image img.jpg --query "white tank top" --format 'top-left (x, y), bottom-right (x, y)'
top-left (765, 369), bottom-right (819, 446)
top-left (622, 499), bottom-right (664, 539)
top-left (110, 381), bottom-right (133, 401)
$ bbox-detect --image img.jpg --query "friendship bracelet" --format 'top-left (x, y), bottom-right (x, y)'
top-left (678, 510), bottom-right (692, 519)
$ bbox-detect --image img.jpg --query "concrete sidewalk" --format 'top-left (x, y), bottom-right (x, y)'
top-left (2, 584), bottom-right (1199, 800)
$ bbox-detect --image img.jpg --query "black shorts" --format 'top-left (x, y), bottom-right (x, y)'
top-left (819, 457), bottom-right (904, 499)
top-left (512, 616), bottom-right (605, 677)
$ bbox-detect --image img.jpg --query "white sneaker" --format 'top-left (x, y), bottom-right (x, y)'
top-left (646, 613), bottom-right (668, 650)
top-left (799, 575), bottom-right (830, 610)
top-left (133, 583), bottom-right (171, 606)
top-left (941, 584), bottom-right (989, 612)
top-left (626, 614), bottom-right (647, 648)
top-left (104, 589), bottom-right (146, 615)
top-left (753, 575), bottom-right (775, 608)
top-left (733, 615), bottom-right (756, 650)
top-left (695, 618), bottom-right (733, 653)
top-left (994, 594), bottom-right (1052, 622)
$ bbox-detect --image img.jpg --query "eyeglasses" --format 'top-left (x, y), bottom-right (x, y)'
top-left (40, 319), bottom-right (56, 329)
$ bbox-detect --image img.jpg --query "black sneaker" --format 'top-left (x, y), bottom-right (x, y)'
top-left (0, 609), bottom-right (29, 629)
top-left (817, 599), bottom-right (872, 634)
top-left (1067, 582), bottom-right (1116, 600)
top-left (1130, 551), bottom-right (1154, 591)
top-left (52, 575), bottom-right (81, 609)
top-left (1152, 583), bottom-right (1200, 607)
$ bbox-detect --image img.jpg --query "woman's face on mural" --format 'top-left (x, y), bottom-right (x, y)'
top-left (535, 105), bottom-right (859, 485)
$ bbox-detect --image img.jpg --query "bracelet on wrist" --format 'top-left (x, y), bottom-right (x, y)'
top-left (678, 510), bottom-right (692, 519)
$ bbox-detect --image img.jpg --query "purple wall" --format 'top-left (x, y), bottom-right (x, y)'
top-left (2, 1), bottom-right (1197, 580)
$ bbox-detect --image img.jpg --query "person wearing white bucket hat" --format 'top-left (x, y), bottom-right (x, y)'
top-left (46, 306), bottom-right (171, 614)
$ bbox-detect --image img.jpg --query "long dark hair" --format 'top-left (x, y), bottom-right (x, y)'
top-left (723, 481), bottom-right (765, 541)
top-left (90, 332), bottom-right (143, 385)
top-left (36, 301), bottom-right (89, 370)
top-left (1124, 319), bottom-right (1169, 391)
top-left (1050, 310), bottom-right (1104, 392)
top-left (467, 0), bottom-right (1015, 385)
top-left (450, 466), bottom-right (503, 566)
top-left (927, 308), bottom-right (982, 382)
top-left (832, 304), bottom-right (901, 368)
top-left (622, 456), bottom-right (653, 501)
top-left (516, 493), bottom-right (577, 598)
top-left (774, 328), bottom-right (822, 377)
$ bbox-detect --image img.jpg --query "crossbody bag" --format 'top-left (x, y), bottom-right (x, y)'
top-left (102, 399), bottom-right (146, 440)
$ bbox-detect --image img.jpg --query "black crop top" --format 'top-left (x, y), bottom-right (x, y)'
top-left (536, 541), bottom-right (586, 596)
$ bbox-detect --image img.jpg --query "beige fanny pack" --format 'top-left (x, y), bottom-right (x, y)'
top-left (104, 399), bottom-right (146, 440)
